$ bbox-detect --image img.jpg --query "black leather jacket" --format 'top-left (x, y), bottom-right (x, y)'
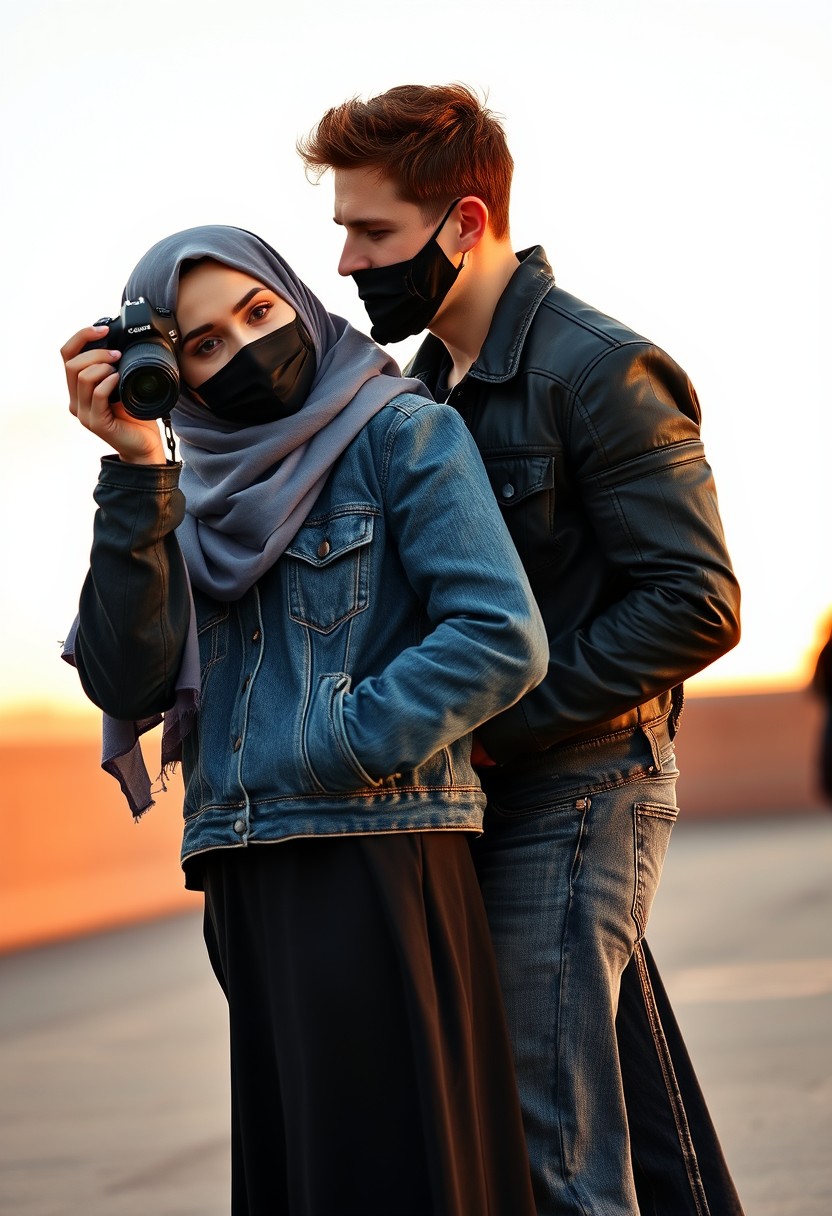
top-left (408, 246), bottom-right (741, 765)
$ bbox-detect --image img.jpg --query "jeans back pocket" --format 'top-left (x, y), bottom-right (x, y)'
top-left (632, 800), bottom-right (679, 939)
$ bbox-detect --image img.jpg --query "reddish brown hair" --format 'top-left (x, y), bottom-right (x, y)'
top-left (298, 83), bottom-right (514, 240)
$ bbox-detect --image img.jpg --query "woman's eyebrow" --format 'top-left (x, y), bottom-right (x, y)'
top-left (181, 286), bottom-right (271, 345)
top-left (231, 286), bottom-right (268, 315)
top-left (181, 322), bottom-right (213, 346)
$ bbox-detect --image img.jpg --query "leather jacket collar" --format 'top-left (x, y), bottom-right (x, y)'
top-left (408, 246), bottom-right (556, 389)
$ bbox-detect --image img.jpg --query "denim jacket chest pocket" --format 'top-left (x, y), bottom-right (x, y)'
top-left (483, 455), bottom-right (556, 573)
top-left (285, 507), bottom-right (377, 634)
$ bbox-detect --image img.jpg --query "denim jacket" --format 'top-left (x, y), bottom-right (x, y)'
top-left (74, 395), bottom-right (548, 879)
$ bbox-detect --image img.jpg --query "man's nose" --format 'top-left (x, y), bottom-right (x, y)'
top-left (337, 237), bottom-right (370, 277)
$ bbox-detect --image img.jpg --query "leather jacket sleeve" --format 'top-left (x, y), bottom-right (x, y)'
top-left (477, 342), bottom-right (741, 760)
top-left (74, 456), bottom-right (189, 720)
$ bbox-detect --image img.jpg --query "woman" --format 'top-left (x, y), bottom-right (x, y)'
top-left (62, 225), bottom-right (547, 1215)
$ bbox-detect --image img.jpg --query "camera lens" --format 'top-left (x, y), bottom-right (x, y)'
top-left (119, 341), bottom-right (180, 420)
top-left (131, 370), bottom-right (170, 406)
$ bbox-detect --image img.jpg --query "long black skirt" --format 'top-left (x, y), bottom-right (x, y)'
top-left (201, 832), bottom-right (535, 1216)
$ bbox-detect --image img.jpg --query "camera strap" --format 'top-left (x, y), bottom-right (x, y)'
top-left (162, 416), bottom-right (177, 463)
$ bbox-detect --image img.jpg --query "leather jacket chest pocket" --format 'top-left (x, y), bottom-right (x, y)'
top-left (484, 455), bottom-right (556, 572)
top-left (286, 509), bottom-right (375, 634)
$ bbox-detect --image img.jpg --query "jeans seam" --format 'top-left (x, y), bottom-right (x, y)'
top-left (631, 803), bottom-right (678, 940)
top-left (553, 798), bottom-right (595, 1216)
top-left (633, 940), bottom-right (711, 1216)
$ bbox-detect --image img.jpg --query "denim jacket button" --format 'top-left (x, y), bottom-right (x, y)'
top-left (233, 818), bottom-right (246, 835)
top-left (502, 483), bottom-right (516, 500)
top-left (317, 539), bottom-right (331, 558)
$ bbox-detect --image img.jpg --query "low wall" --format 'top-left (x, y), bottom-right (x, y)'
top-left (1, 726), bottom-right (192, 953)
top-left (673, 688), bottom-right (827, 818)
top-left (1, 691), bottom-right (827, 952)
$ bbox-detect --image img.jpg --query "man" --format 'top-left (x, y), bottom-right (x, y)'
top-left (812, 620), bottom-right (832, 803)
top-left (299, 84), bottom-right (743, 1216)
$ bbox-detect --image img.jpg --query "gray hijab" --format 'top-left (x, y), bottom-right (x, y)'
top-left (124, 224), bottom-right (430, 600)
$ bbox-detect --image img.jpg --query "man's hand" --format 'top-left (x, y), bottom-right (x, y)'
top-left (62, 326), bottom-right (167, 464)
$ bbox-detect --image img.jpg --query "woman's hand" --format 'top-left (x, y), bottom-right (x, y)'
top-left (62, 326), bottom-right (168, 464)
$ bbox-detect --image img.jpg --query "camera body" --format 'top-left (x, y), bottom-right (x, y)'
top-left (83, 297), bottom-right (181, 420)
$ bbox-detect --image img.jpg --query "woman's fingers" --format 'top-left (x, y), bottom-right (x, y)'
top-left (63, 326), bottom-right (121, 415)
top-left (60, 324), bottom-right (110, 363)
top-left (73, 362), bottom-right (119, 420)
top-left (62, 325), bottom-right (167, 463)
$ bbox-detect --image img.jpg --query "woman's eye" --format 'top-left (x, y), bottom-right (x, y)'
top-left (194, 336), bottom-right (220, 357)
top-left (248, 301), bottom-right (273, 323)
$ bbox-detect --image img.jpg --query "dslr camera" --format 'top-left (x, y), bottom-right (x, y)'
top-left (83, 298), bottom-right (181, 420)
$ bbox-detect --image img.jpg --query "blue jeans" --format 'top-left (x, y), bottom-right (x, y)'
top-left (473, 719), bottom-right (743, 1216)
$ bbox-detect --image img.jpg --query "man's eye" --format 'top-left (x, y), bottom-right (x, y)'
top-left (366, 230), bottom-right (388, 242)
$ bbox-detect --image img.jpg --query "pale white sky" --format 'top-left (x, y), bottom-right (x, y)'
top-left (1, 0), bottom-right (830, 714)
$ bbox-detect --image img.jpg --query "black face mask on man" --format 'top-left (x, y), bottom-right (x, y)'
top-left (192, 317), bottom-right (316, 425)
top-left (352, 199), bottom-right (464, 345)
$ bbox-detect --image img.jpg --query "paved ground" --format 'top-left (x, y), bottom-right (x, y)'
top-left (648, 812), bottom-right (832, 1216)
top-left (1, 812), bottom-right (830, 1215)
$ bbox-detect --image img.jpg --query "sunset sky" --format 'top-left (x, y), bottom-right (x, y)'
top-left (1, 0), bottom-right (830, 718)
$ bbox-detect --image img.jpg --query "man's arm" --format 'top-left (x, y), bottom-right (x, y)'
top-left (478, 342), bottom-right (741, 759)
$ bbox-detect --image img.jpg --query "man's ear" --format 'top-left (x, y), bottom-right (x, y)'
top-left (456, 196), bottom-right (489, 253)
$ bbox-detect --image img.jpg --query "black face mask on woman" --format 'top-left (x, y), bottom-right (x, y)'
top-left (352, 199), bottom-right (464, 345)
top-left (193, 317), bottom-right (316, 425)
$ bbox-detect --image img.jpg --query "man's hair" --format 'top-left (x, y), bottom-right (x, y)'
top-left (298, 83), bottom-right (514, 240)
